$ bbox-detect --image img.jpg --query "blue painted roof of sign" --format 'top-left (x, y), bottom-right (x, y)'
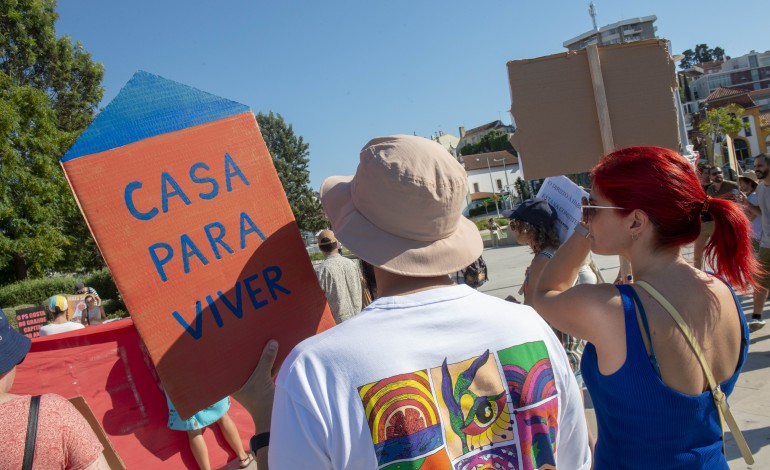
top-left (61, 71), bottom-right (250, 162)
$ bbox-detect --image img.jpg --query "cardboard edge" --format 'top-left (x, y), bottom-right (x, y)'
top-left (505, 38), bottom-right (671, 67)
top-left (69, 396), bottom-right (127, 470)
top-left (60, 161), bottom-right (110, 265)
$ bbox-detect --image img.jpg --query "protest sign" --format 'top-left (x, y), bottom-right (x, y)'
top-left (60, 71), bottom-right (335, 418)
top-left (507, 39), bottom-right (680, 180)
top-left (536, 176), bottom-right (588, 244)
top-left (15, 306), bottom-right (48, 338)
top-left (67, 294), bottom-right (88, 322)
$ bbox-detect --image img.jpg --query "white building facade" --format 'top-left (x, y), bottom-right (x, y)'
top-left (464, 150), bottom-right (522, 212)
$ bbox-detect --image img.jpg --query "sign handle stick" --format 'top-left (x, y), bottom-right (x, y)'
top-left (587, 44), bottom-right (631, 281)
top-left (586, 43), bottom-right (615, 154)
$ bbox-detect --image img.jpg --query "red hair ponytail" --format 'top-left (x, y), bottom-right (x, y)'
top-left (703, 197), bottom-right (760, 290)
top-left (592, 147), bottom-right (759, 290)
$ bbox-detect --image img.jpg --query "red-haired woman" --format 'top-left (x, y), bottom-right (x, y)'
top-left (532, 147), bottom-right (757, 468)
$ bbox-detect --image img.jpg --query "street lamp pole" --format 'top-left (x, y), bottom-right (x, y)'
top-left (493, 157), bottom-right (510, 210)
top-left (477, 155), bottom-right (500, 217)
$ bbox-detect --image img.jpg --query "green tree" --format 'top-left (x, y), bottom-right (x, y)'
top-left (459, 130), bottom-right (516, 156)
top-left (697, 104), bottom-right (750, 165)
top-left (514, 177), bottom-right (532, 203)
top-left (0, 0), bottom-right (104, 280)
top-left (679, 44), bottom-right (726, 69)
top-left (256, 112), bottom-right (327, 233)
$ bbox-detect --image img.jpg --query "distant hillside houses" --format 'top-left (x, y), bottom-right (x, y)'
top-left (457, 120), bottom-right (515, 158)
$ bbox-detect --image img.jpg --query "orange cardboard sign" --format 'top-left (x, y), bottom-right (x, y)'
top-left (60, 72), bottom-right (335, 419)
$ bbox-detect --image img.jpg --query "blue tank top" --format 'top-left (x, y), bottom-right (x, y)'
top-left (581, 283), bottom-right (749, 469)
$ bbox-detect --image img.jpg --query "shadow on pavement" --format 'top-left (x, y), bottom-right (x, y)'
top-left (725, 425), bottom-right (770, 462)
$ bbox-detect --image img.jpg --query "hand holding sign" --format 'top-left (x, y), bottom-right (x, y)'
top-left (535, 176), bottom-right (589, 244)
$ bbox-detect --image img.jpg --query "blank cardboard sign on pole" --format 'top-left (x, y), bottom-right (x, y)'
top-left (60, 71), bottom-right (335, 419)
top-left (507, 39), bottom-right (681, 180)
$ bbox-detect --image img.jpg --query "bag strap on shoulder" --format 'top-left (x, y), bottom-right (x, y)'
top-left (634, 280), bottom-right (754, 465)
top-left (22, 395), bottom-right (41, 470)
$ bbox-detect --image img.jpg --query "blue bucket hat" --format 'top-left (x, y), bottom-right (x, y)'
top-left (0, 308), bottom-right (31, 375)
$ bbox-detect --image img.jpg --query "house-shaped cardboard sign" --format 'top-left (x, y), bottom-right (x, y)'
top-left (61, 72), bottom-right (335, 419)
top-left (507, 39), bottom-right (681, 180)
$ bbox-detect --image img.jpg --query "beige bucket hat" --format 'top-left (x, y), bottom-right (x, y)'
top-left (739, 170), bottom-right (759, 187)
top-left (320, 135), bottom-right (483, 277)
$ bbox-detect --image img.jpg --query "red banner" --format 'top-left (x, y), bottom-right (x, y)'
top-left (11, 320), bottom-right (257, 469)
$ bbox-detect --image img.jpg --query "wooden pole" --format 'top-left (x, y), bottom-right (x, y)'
top-left (587, 43), bottom-right (631, 281)
top-left (587, 44), bottom-right (615, 154)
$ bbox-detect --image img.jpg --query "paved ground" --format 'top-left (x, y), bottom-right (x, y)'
top-left (477, 243), bottom-right (770, 468)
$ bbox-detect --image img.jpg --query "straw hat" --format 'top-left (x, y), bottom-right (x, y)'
top-left (739, 170), bottom-right (759, 187)
top-left (316, 229), bottom-right (338, 246)
top-left (320, 135), bottom-right (482, 276)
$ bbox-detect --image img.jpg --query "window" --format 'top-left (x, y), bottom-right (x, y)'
top-left (496, 179), bottom-right (503, 190)
top-left (708, 74), bottom-right (732, 89)
top-left (743, 117), bottom-right (752, 137)
top-left (473, 182), bottom-right (480, 193)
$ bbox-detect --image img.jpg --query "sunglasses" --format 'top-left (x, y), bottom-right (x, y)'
top-left (711, 171), bottom-right (723, 176)
top-left (581, 196), bottom-right (626, 221)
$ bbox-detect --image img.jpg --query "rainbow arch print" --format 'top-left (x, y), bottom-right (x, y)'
top-left (498, 341), bottom-right (557, 408)
top-left (359, 371), bottom-right (444, 467)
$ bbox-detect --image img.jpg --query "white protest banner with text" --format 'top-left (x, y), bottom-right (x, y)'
top-left (536, 176), bottom-right (588, 244)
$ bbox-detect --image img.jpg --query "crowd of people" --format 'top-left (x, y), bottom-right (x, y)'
top-left (227, 137), bottom-right (764, 469)
top-left (2, 134), bottom-right (767, 469)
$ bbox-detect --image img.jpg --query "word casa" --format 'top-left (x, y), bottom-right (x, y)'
top-left (121, 152), bottom-right (268, 282)
top-left (123, 152), bottom-right (249, 221)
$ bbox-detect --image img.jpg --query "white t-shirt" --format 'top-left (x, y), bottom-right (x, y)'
top-left (269, 284), bottom-right (590, 469)
top-left (39, 322), bottom-right (85, 336)
top-left (756, 182), bottom-right (770, 248)
top-left (747, 191), bottom-right (762, 241)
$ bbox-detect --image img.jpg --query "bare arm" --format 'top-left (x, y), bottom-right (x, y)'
top-left (744, 198), bottom-right (761, 218)
top-left (99, 306), bottom-right (107, 321)
top-left (523, 255), bottom-right (548, 307)
top-left (531, 226), bottom-right (621, 344)
top-left (83, 453), bottom-right (110, 470)
top-left (232, 341), bottom-right (279, 470)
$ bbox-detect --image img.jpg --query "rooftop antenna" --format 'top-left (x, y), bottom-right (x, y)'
top-left (588, 1), bottom-right (598, 31)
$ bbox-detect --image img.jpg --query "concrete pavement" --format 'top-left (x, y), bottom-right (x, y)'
top-left (477, 243), bottom-right (770, 468)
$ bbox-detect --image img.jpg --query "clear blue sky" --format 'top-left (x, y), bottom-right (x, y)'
top-left (55, 0), bottom-right (769, 190)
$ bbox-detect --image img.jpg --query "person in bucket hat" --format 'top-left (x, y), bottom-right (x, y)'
top-left (234, 135), bottom-right (590, 469)
top-left (0, 308), bottom-right (31, 375)
top-left (314, 229), bottom-right (363, 324)
top-left (0, 308), bottom-right (109, 468)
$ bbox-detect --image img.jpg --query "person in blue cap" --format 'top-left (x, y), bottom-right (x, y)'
top-left (504, 197), bottom-right (596, 383)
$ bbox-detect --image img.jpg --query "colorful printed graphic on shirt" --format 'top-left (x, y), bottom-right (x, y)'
top-left (431, 350), bottom-right (514, 460)
top-left (498, 342), bottom-right (557, 408)
top-left (359, 371), bottom-right (445, 467)
top-left (516, 399), bottom-right (559, 470)
top-left (358, 341), bottom-right (560, 469)
top-left (454, 443), bottom-right (519, 470)
top-left (380, 451), bottom-right (452, 470)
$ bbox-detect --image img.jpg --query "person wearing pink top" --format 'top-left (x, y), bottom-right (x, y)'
top-left (0, 308), bottom-right (108, 469)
